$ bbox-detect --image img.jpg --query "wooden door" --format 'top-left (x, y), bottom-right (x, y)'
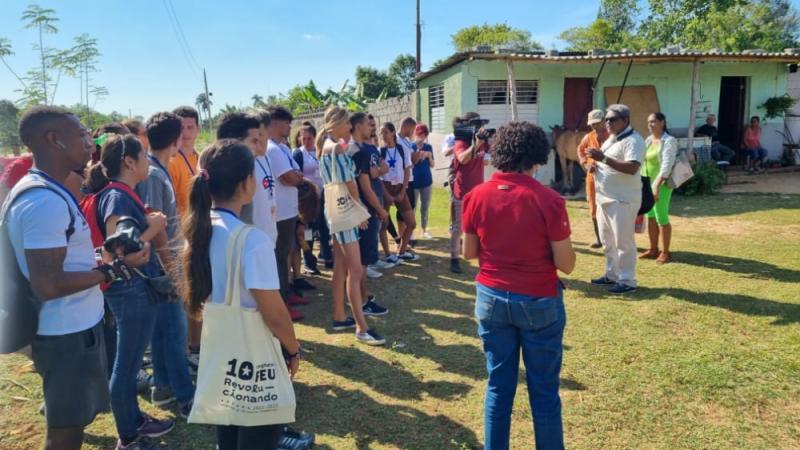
top-left (563, 78), bottom-right (594, 130)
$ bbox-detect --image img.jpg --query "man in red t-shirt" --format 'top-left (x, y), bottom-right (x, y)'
top-left (449, 112), bottom-right (489, 274)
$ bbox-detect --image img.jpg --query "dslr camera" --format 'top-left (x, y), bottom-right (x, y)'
top-left (454, 117), bottom-right (496, 142)
top-left (103, 216), bottom-right (144, 255)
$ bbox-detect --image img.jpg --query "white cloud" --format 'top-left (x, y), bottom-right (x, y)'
top-left (303, 33), bottom-right (323, 41)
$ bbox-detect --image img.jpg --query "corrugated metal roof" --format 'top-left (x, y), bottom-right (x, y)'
top-left (416, 50), bottom-right (800, 81)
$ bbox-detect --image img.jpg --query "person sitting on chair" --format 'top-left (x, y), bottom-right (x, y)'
top-left (695, 114), bottom-right (734, 163)
top-left (742, 116), bottom-right (769, 173)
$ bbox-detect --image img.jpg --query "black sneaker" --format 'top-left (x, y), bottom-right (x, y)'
top-left (362, 299), bottom-right (388, 316)
top-left (278, 427), bottom-right (315, 450)
top-left (116, 436), bottom-right (163, 450)
top-left (136, 413), bottom-right (174, 438)
top-left (356, 329), bottom-right (386, 346)
top-left (302, 266), bottom-right (322, 276)
top-left (450, 259), bottom-right (463, 274)
top-left (292, 278), bottom-right (317, 291)
top-left (150, 386), bottom-right (175, 407)
top-left (591, 276), bottom-right (616, 285)
top-left (332, 317), bottom-right (356, 331)
top-left (178, 399), bottom-right (193, 420)
top-left (187, 351), bottom-right (199, 375)
top-left (608, 283), bottom-right (637, 294)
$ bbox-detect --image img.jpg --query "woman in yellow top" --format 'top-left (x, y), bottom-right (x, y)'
top-left (640, 112), bottom-right (678, 264)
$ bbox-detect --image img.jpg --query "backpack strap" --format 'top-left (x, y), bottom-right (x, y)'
top-left (1, 180), bottom-right (76, 242)
top-left (292, 149), bottom-right (305, 172)
top-left (397, 144), bottom-right (406, 169)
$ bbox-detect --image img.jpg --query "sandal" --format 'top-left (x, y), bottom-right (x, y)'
top-left (656, 251), bottom-right (671, 264)
top-left (639, 249), bottom-right (659, 259)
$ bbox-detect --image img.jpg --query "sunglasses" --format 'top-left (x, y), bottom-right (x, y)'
top-left (604, 116), bottom-right (623, 123)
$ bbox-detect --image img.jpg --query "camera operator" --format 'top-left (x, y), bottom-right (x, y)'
top-left (449, 112), bottom-right (491, 274)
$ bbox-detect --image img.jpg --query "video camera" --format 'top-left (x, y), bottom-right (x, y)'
top-left (454, 117), bottom-right (496, 142)
top-left (103, 216), bottom-right (144, 256)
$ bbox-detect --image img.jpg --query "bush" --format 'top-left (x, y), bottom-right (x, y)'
top-left (676, 162), bottom-right (725, 196)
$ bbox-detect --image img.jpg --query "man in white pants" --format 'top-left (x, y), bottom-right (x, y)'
top-left (587, 104), bottom-right (645, 294)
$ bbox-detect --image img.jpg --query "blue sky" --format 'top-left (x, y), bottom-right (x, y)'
top-left (0, 0), bottom-right (795, 118)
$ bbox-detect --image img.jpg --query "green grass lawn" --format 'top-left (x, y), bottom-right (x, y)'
top-left (2, 188), bottom-right (800, 449)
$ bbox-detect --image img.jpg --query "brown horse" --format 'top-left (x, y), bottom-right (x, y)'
top-left (550, 125), bottom-right (587, 193)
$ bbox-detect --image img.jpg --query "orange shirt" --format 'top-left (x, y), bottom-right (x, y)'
top-left (577, 130), bottom-right (606, 177)
top-left (168, 148), bottom-right (198, 216)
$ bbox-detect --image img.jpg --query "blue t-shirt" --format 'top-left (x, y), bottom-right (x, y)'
top-left (411, 143), bottom-right (433, 189)
top-left (97, 188), bottom-right (161, 278)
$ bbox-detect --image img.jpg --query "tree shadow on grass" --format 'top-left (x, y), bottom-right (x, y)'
top-left (296, 384), bottom-right (482, 450)
top-left (566, 279), bottom-right (800, 325)
top-left (672, 250), bottom-right (800, 283)
top-left (305, 341), bottom-right (473, 401)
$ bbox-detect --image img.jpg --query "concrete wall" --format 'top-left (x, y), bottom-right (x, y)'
top-left (419, 59), bottom-right (790, 160)
top-left (365, 94), bottom-right (416, 126)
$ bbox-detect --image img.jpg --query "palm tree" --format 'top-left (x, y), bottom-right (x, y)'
top-left (0, 38), bottom-right (27, 89)
top-left (252, 94), bottom-right (266, 108)
top-left (21, 4), bottom-right (59, 103)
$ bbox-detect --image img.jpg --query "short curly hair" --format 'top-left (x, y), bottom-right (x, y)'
top-left (490, 121), bottom-right (549, 172)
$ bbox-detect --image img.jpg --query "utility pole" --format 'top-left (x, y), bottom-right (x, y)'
top-left (415, 0), bottom-right (421, 73)
top-left (203, 68), bottom-right (212, 133)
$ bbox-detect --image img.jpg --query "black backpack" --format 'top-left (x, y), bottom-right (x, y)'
top-left (0, 179), bottom-right (75, 353)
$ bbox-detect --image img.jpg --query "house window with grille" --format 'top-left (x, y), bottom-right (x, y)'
top-left (477, 80), bottom-right (538, 105)
top-left (429, 84), bottom-right (445, 132)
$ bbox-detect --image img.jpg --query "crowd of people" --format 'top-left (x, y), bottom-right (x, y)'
top-left (0, 98), bottom-right (771, 450)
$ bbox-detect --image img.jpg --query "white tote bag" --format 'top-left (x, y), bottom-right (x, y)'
top-left (323, 145), bottom-right (370, 234)
top-left (188, 225), bottom-right (296, 426)
top-left (667, 148), bottom-right (694, 189)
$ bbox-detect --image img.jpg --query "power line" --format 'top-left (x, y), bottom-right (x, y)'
top-left (161, 0), bottom-right (201, 80)
top-left (165, 0), bottom-right (202, 71)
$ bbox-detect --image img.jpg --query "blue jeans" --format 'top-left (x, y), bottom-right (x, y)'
top-left (475, 282), bottom-right (566, 450)
top-left (105, 278), bottom-right (158, 439)
top-left (151, 299), bottom-right (194, 403)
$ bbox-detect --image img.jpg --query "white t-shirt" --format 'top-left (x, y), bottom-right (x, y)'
top-left (595, 127), bottom-right (646, 205)
top-left (297, 147), bottom-right (323, 192)
top-left (209, 209), bottom-right (279, 309)
top-left (266, 139), bottom-right (299, 221)
top-left (252, 155), bottom-right (278, 243)
top-left (381, 145), bottom-right (412, 185)
top-left (5, 174), bottom-right (104, 335)
top-left (397, 133), bottom-right (415, 183)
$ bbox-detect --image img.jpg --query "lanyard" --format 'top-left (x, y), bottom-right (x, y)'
top-left (28, 169), bottom-right (84, 215)
top-left (212, 207), bottom-right (239, 219)
top-left (178, 149), bottom-right (195, 175)
top-left (272, 140), bottom-right (296, 168)
top-left (255, 156), bottom-right (274, 194)
top-left (148, 155), bottom-right (175, 190)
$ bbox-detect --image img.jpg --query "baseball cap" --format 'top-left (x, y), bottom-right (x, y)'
top-left (587, 109), bottom-right (605, 125)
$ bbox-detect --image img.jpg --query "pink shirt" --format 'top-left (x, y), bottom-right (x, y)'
top-left (744, 127), bottom-right (761, 150)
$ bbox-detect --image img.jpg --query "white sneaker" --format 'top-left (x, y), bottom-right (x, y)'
top-left (366, 266), bottom-right (383, 278)
top-left (422, 231), bottom-right (433, 239)
top-left (372, 260), bottom-right (396, 270)
top-left (356, 329), bottom-right (386, 346)
top-left (383, 255), bottom-right (402, 266)
top-left (398, 252), bottom-right (419, 261)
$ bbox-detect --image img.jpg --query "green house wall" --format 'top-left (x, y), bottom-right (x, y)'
top-left (419, 59), bottom-right (789, 131)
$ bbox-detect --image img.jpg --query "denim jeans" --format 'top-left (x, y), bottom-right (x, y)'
top-left (475, 282), bottom-right (566, 450)
top-left (151, 299), bottom-right (195, 403)
top-left (104, 278), bottom-right (158, 439)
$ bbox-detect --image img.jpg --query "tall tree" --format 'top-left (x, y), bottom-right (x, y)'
top-left (70, 34), bottom-right (100, 112)
top-left (355, 66), bottom-right (400, 100)
top-left (21, 4), bottom-right (59, 103)
top-left (451, 23), bottom-right (543, 52)
top-left (388, 54), bottom-right (418, 95)
top-left (0, 38), bottom-right (27, 89)
top-left (252, 94), bottom-right (266, 108)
